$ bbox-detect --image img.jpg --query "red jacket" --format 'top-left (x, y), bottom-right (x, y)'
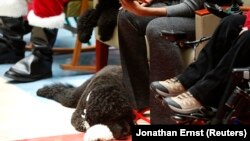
top-left (29, 0), bottom-right (69, 18)
top-left (0, 0), bottom-right (69, 28)
top-left (27, 0), bottom-right (70, 28)
top-left (244, 10), bottom-right (250, 30)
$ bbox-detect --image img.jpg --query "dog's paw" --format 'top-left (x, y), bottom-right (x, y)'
top-left (37, 85), bottom-right (54, 98)
top-left (84, 124), bottom-right (114, 141)
top-left (37, 83), bottom-right (73, 99)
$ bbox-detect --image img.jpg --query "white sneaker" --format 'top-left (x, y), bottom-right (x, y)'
top-left (163, 91), bottom-right (202, 114)
top-left (150, 77), bottom-right (185, 97)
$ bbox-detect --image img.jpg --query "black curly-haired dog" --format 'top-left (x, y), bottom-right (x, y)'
top-left (37, 65), bottom-right (134, 141)
top-left (77, 0), bottom-right (120, 43)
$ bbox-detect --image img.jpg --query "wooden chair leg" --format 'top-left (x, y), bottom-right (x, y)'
top-left (60, 38), bottom-right (110, 72)
top-left (95, 40), bottom-right (109, 71)
top-left (60, 36), bottom-right (96, 71)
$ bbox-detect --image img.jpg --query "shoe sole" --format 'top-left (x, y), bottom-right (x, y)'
top-left (151, 87), bottom-right (199, 124)
top-left (4, 72), bottom-right (52, 82)
top-left (150, 85), bottom-right (178, 107)
top-left (150, 86), bottom-right (165, 104)
top-left (150, 86), bottom-right (178, 113)
top-left (151, 88), bottom-right (191, 124)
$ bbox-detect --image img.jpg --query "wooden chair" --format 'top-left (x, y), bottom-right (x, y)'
top-left (60, 0), bottom-right (99, 72)
top-left (61, 0), bottom-right (119, 72)
top-left (60, 0), bottom-right (114, 72)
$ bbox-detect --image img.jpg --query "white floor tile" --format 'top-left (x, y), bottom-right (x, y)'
top-left (0, 78), bottom-right (80, 141)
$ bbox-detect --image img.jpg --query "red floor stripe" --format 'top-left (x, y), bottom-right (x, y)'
top-left (17, 133), bottom-right (132, 141)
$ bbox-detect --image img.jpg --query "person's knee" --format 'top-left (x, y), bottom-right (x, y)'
top-left (117, 10), bottom-right (133, 26)
top-left (146, 19), bottom-right (167, 40)
top-left (146, 21), bottom-right (159, 38)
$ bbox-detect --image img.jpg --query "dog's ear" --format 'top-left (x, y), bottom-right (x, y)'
top-left (108, 120), bottom-right (132, 139)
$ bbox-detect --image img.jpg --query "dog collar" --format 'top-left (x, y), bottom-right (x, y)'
top-left (81, 91), bottom-right (92, 130)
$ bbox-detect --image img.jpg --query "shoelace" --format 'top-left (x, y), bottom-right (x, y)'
top-left (164, 78), bottom-right (184, 92)
top-left (176, 92), bottom-right (198, 106)
top-left (164, 77), bottom-right (178, 83)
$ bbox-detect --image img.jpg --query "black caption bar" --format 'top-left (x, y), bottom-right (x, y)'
top-left (132, 125), bottom-right (250, 140)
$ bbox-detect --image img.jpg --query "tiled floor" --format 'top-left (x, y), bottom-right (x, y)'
top-left (0, 77), bottom-right (81, 140)
top-left (0, 55), bottom-right (96, 140)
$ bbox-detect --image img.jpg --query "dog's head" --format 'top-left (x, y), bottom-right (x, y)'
top-left (83, 84), bottom-right (134, 140)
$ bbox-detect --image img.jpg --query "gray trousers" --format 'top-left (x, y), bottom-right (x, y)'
top-left (118, 2), bottom-right (195, 119)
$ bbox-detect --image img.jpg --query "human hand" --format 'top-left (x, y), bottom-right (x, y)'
top-left (139, 0), bottom-right (153, 6)
top-left (120, 0), bottom-right (152, 8)
top-left (120, 0), bottom-right (144, 15)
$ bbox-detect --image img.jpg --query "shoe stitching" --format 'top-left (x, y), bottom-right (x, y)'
top-left (172, 92), bottom-right (200, 108)
top-left (161, 78), bottom-right (184, 93)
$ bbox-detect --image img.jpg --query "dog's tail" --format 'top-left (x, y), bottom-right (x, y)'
top-left (84, 124), bottom-right (114, 141)
top-left (36, 83), bottom-right (78, 108)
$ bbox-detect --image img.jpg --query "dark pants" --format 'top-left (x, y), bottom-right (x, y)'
top-left (117, 3), bottom-right (195, 111)
top-left (118, 3), bottom-right (196, 124)
top-left (177, 14), bottom-right (250, 108)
